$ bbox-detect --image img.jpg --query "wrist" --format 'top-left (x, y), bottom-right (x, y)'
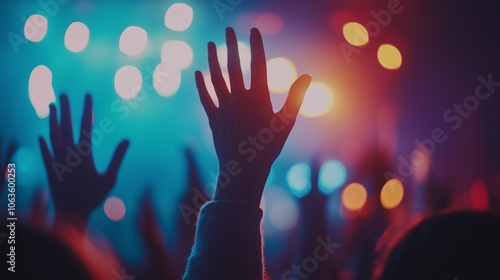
top-left (213, 162), bottom-right (270, 206)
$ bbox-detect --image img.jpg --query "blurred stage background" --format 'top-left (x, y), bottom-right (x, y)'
top-left (1, 0), bottom-right (500, 271)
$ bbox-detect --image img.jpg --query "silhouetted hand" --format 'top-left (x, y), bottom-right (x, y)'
top-left (39, 94), bottom-right (129, 230)
top-left (1, 141), bottom-right (16, 193)
top-left (300, 158), bottom-right (328, 213)
top-left (195, 28), bottom-right (311, 205)
top-left (28, 188), bottom-right (49, 229)
top-left (139, 192), bottom-right (175, 280)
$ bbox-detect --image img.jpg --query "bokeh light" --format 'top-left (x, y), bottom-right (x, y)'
top-left (161, 40), bottom-right (193, 70)
top-left (104, 197), bottom-right (126, 222)
top-left (343, 22), bottom-right (369, 46)
top-left (202, 70), bottom-right (230, 107)
top-left (217, 41), bottom-right (252, 74)
top-left (270, 197), bottom-right (299, 231)
top-left (24, 14), bottom-right (48, 42)
top-left (319, 160), bottom-right (347, 194)
top-left (114, 65), bottom-right (143, 99)
top-left (342, 183), bottom-right (367, 211)
top-left (411, 147), bottom-right (430, 184)
top-left (255, 13), bottom-right (284, 36)
top-left (470, 179), bottom-right (489, 210)
top-left (380, 179), bottom-right (404, 209)
top-left (164, 3), bottom-right (193, 31)
top-left (267, 57), bottom-right (297, 94)
top-left (64, 22), bottom-right (89, 53)
top-left (119, 26), bottom-right (148, 55)
top-left (153, 63), bottom-right (182, 97)
top-left (299, 82), bottom-right (334, 118)
top-left (377, 44), bottom-right (402, 70)
top-left (286, 163), bottom-right (311, 198)
top-left (28, 65), bottom-right (56, 118)
top-left (12, 147), bottom-right (37, 186)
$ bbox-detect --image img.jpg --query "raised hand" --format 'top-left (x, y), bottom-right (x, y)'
top-left (39, 94), bottom-right (129, 230)
top-left (195, 28), bottom-right (311, 205)
top-left (139, 192), bottom-right (176, 280)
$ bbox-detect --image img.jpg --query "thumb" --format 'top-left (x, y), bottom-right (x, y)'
top-left (104, 140), bottom-right (130, 184)
top-left (279, 74), bottom-right (312, 118)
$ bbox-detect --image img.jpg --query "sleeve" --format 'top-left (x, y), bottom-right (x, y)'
top-left (182, 200), bottom-right (264, 280)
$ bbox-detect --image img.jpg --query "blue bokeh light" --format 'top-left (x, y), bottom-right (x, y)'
top-left (319, 160), bottom-right (346, 194)
top-left (286, 162), bottom-right (311, 198)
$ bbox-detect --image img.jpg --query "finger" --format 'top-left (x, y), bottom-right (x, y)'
top-left (60, 94), bottom-right (74, 146)
top-left (279, 74), bottom-right (312, 121)
top-left (310, 157), bottom-right (321, 192)
top-left (195, 71), bottom-right (217, 117)
top-left (250, 28), bottom-right (268, 93)
top-left (79, 94), bottom-right (93, 144)
top-left (49, 104), bottom-right (63, 158)
top-left (226, 27), bottom-right (245, 92)
top-left (104, 140), bottom-right (130, 184)
top-left (208, 42), bottom-right (230, 103)
top-left (185, 147), bottom-right (203, 189)
top-left (39, 137), bottom-right (54, 169)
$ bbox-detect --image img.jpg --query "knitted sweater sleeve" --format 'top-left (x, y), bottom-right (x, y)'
top-left (182, 200), bottom-right (264, 280)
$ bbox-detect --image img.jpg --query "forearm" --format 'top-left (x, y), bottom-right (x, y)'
top-left (183, 200), bottom-right (264, 280)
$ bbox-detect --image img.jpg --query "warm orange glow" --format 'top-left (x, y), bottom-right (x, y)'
top-left (343, 22), bottom-right (369, 46)
top-left (300, 82), bottom-right (334, 118)
top-left (267, 57), bottom-right (297, 94)
top-left (342, 183), bottom-right (367, 211)
top-left (380, 179), bottom-right (404, 209)
top-left (377, 44), bottom-right (402, 70)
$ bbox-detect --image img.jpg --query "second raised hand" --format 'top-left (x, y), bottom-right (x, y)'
top-left (195, 28), bottom-right (311, 205)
